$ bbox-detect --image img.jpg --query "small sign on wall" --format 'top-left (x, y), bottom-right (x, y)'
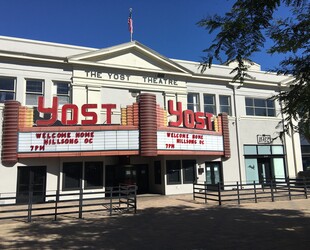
top-left (257, 134), bottom-right (272, 144)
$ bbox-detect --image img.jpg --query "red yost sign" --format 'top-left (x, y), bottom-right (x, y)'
top-left (168, 100), bottom-right (214, 130)
top-left (36, 97), bottom-right (116, 126)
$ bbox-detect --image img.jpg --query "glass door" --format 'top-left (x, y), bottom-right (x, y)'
top-left (257, 158), bottom-right (273, 184)
top-left (205, 162), bottom-right (222, 188)
top-left (16, 166), bottom-right (46, 204)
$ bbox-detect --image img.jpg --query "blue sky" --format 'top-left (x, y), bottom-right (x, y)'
top-left (0, 0), bottom-right (292, 71)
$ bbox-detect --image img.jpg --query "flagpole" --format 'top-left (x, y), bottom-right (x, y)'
top-left (131, 29), bottom-right (133, 42)
top-left (128, 8), bottom-right (133, 42)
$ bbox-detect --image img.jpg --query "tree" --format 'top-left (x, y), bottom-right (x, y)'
top-left (197, 0), bottom-right (310, 139)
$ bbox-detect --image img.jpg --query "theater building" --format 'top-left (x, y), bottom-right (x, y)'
top-left (0, 36), bottom-right (303, 203)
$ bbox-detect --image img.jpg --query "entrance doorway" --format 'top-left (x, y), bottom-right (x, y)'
top-left (258, 158), bottom-right (273, 184)
top-left (105, 164), bottom-right (149, 194)
top-left (205, 162), bottom-right (223, 188)
top-left (16, 166), bottom-right (46, 204)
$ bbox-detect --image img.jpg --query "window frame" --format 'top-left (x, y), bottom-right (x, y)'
top-left (187, 93), bottom-right (200, 112)
top-left (243, 145), bottom-right (284, 156)
top-left (166, 160), bottom-right (181, 185)
top-left (182, 160), bottom-right (196, 184)
top-left (203, 94), bottom-right (216, 114)
top-left (62, 161), bottom-right (105, 191)
top-left (0, 76), bottom-right (16, 103)
top-left (219, 95), bottom-right (232, 116)
top-left (54, 81), bottom-right (71, 105)
top-left (26, 79), bottom-right (44, 106)
top-left (245, 97), bottom-right (275, 117)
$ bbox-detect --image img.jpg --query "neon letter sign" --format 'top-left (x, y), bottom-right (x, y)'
top-left (36, 97), bottom-right (116, 126)
top-left (168, 100), bottom-right (213, 130)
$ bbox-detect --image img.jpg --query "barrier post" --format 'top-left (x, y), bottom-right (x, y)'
top-left (218, 182), bottom-right (222, 206)
top-left (304, 178), bottom-right (308, 199)
top-left (54, 190), bottom-right (59, 221)
top-left (134, 185), bottom-right (137, 214)
top-left (78, 187), bottom-right (83, 219)
top-left (287, 177), bottom-right (291, 200)
top-left (27, 191), bottom-right (33, 223)
top-left (254, 181), bottom-right (257, 203)
top-left (236, 181), bottom-right (240, 205)
top-left (204, 181), bottom-right (207, 204)
top-left (270, 180), bottom-right (274, 202)
top-left (109, 187), bottom-right (113, 216)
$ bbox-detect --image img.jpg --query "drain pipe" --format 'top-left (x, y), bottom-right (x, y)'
top-left (279, 95), bottom-right (290, 179)
top-left (290, 120), bottom-right (299, 176)
top-left (229, 82), bottom-right (243, 185)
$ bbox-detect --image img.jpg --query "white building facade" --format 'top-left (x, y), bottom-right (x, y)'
top-left (0, 36), bottom-right (303, 203)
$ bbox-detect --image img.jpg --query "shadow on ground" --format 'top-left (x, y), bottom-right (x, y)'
top-left (0, 203), bottom-right (309, 250)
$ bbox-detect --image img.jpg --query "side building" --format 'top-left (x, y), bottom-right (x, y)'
top-left (0, 36), bottom-right (303, 203)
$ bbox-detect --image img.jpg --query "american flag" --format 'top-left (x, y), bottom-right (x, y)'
top-left (128, 9), bottom-right (133, 35)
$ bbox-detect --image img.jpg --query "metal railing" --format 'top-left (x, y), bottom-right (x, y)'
top-left (0, 184), bottom-right (137, 222)
top-left (193, 178), bottom-right (309, 205)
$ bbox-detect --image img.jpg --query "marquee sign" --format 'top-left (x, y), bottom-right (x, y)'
top-left (2, 93), bottom-right (230, 164)
top-left (157, 131), bottom-right (223, 151)
top-left (18, 130), bottom-right (139, 153)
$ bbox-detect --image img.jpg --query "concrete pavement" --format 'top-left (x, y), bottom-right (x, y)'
top-left (0, 194), bottom-right (309, 249)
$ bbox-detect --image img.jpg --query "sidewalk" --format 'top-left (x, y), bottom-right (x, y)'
top-left (0, 194), bottom-right (309, 250)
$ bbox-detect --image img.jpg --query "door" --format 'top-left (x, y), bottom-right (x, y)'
top-left (105, 164), bottom-right (149, 194)
top-left (16, 166), bottom-right (46, 204)
top-left (136, 164), bottom-right (149, 194)
top-left (205, 162), bottom-right (222, 189)
top-left (258, 158), bottom-right (273, 184)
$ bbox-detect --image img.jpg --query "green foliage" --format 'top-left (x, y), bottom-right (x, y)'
top-left (198, 0), bottom-right (310, 139)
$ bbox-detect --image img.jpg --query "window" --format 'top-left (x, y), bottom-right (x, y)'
top-left (26, 79), bottom-right (43, 105)
top-left (63, 162), bottom-right (83, 190)
top-left (166, 160), bottom-right (181, 184)
top-left (187, 93), bottom-right (200, 112)
top-left (244, 145), bottom-right (257, 155)
top-left (244, 146), bottom-right (286, 184)
top-left (244, 145), bottom-right (284, 156)
top-left (54, 82), bottom-right (70, 105)
top-left (257, 146), bottom-right (271, 155)
top-left (245, 97), bottom-right (275, 117)
top-left (154, 161), bottom-right (162, 184)
top-left (63, 162), bottom-right (104, 190)
top-left (0, 77), bottom-right (15, 103)
top-left (204, 94), bottom-right (216, 114)
top-left (272, 145), bottom-right (284, 154)
top-left (84, 162), bottom-right (103, 189)
top-left (219, 95), bottom-right (232, 115)
top-left (166, 159), bottom-right (196, 185)
top-left (182, 160), bottom-right (196, 184)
